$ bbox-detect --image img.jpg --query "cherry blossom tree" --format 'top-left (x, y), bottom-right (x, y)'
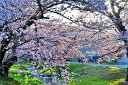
top-left (78, 0), bottom-right (128, 81)
top-left (48, 0), bottom-right (128, 81)
top-left (0, 0), bottom-right (128, 84)
top-left (0, 0), bottom-right (87, 81)
top-left (38, 0), bottom-right (128, 81)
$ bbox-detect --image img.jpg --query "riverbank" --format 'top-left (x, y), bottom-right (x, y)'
top-left (1, 61), bottom-right (127, 85)
top-left (68, 63), bottom-right (127, 85)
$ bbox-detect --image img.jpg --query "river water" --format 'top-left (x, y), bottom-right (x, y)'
top-left (27, 66), bottom-right (65, 85)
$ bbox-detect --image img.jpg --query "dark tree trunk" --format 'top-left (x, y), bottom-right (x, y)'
top-left (0, 50), bottom-right (8, 77)
top-left (111, 13), bottom-right (128, 81)
top-left (0, 39), bottom-right (10, 65)
top-left (0, 35), bottom-right (11, 77)
top-left (0, 56), bottom-right (17, 77)
top-left (0, 64), bottom-right (10, 77)
top-left (124, 40), bottom-right (128, 81)
top-left (125, 65), bottom-right (128, 82)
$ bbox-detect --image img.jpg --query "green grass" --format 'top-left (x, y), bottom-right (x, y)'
top-left (0, 62), bottom-right (127, 85)
top-left (1, 61), bottom-right (56, 85)
top-left (0, 62), bottom-right (42, 85)
top-left (8, 63), bottom-right (42, 85)
top-left (68, 63), bottom-right (127, 85)
top-left (101, 61), bottom-right (117, 65)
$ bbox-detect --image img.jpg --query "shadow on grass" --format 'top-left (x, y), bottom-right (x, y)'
top-left (0, 76), bottom-right (21, 85)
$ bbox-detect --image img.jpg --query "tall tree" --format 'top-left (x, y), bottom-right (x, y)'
top-left (49, 0), bottom-right (128, 81)
top-left (0, 0), bottom-right (87, 80)
top-left (0, 0), bottom-right (128, 83)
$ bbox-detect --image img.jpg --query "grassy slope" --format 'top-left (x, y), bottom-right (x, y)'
top-left (0, 62), bottom-right (42, 85)
top-left (9, 63), bottom-right (42, 85)
top-left (0, 63), bottom-right (127, 85)
top-left (68, 64), bottom-right (127, 85)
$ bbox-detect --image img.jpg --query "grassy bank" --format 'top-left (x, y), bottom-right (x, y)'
top-left (0, 62), bottom-right (42, 85)
top-left (0, 61), bottom-right (57, 85)
top-left (68, 63), bottom-right (127, 85)
top-left (0, 63), bottom-right (127, 85)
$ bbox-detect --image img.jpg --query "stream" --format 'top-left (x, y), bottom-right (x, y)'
top-left (27, 66), bottom-right (64, 85)
top-left (27, 66), bottom-right (52, 84)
